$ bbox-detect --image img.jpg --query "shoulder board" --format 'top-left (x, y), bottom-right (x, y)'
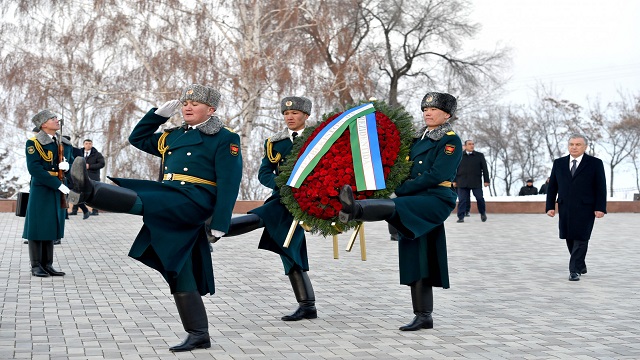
top-left (446, 131), bottom-right (456, 135)
top-left (29, 136), bottom-right (37, 141)
top-left (224, 126), bottom-right (235, 133)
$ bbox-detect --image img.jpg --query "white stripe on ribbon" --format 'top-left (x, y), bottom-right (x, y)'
top-left (287, 103), bottom-right (375, 188)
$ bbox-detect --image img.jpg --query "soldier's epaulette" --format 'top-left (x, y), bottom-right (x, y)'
top-left (224, 126), bottom-right (235, 133)
top-left (164, 126), bottom-right (181, 133)
top-left (29, 136), bottom-right (37, 141)
top-left (446, 130), bottom-right (456, 135)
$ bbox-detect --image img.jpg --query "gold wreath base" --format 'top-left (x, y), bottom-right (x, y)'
top-left (284, 220), bottom-right (367, 261)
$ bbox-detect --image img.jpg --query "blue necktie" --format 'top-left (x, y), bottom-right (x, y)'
top-left (570, 160), bottom-right (577, 177)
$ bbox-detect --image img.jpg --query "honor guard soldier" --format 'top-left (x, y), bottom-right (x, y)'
top-left (214, 96), bottom-right (318, 322)
top-left (338, 92), bottom-right (462, 331)
top-left (70, 84), bottom-right (242, 352)
top-left (23, 110), bottom-right (73, 277)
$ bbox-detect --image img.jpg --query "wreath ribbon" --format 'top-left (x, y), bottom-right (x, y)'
top-left (287, 103), bottom-right (384, 190)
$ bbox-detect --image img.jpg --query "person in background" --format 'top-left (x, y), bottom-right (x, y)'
top-left (69, 84), bottom-right (242, 352)
top-left (518, 179), bottom-right (538, 196)
top-left (546, 133), bottom-right (606, 281)
top-left (23, 110), bottom-right (73, 277)
top-left (453, 139), bottom-right (489, 223)
top-left (81, 139), bottom-right (105, 215)
top-left (538, 177), bottom-right (550, 195)
top-left (338, 92), bottom-right (462, 331)
top-left (66, 136), bottom-right (91, 220)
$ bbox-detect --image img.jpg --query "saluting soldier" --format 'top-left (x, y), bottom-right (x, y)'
top-left (214, 96), bottom-right (317, 322)
top-left (338, 92), bottom-right (462, 331)
top-left (23, 110), bottom-right (74, 277)
top-left (69, 84), bottom-right (242, 352)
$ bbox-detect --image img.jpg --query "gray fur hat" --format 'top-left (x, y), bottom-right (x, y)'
top-left (280, 96), bottom-right (312, 115)
top-left (420, 92), bottom-right (457, 117)
top-left (31, 109), bottom-right (58, 129)
top-left (180, 84), bottom-right (221, 108)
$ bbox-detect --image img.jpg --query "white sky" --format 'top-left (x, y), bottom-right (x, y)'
top-left (467, 0), bottom-right (640, 107)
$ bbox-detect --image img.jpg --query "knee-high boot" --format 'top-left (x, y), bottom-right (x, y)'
top-left (69, 157), bottom-right (137, 213)
top-left (28, 241), bottom-right (49, 277)
top-left (281, 269), bottom-right (317, 321)
top-left (399, 279), bottom-right (433, 331)
top-left (41, 241), bottom-right (65, 276)
top-left (338, 185), bottom-right (395, 223)
top-left (169, 292), bottom-right (211, 352)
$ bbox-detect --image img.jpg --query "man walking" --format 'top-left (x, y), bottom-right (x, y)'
top-left (453, 140), bottom-right (489, 222)
top-left (81, 139), bottom-right (105, 215)
top-left (545, 134), bottom-right (606, 281)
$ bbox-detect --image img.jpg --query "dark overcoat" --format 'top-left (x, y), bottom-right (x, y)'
top-left (454, 150), bottom-right (489, 188)
top-left (85, 147), bottom-right (105, 181)
top-left (23, 132), bottom-right (74, 241)
top-left (545, 154), bottom-right (607, 241)
top-left (390, 128), bottom-right (462, 286)
top-left (250, 130), bottom-right (309, 274)
top-left (112, 109), bottom-right (242, 295)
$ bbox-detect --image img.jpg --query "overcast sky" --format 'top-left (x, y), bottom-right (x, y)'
top-left (467, 0), bottom-right (640, 108)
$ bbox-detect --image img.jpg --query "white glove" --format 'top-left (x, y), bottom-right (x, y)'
top-left (58, 161), bottom-right (70, 171)
top-left (154, 99), bottom-right (182, 117)
top-left (58, 184), bottom-right (70, 194)
top-left (389, 192), bottom-right (397, 199)
top-left (211, 230), bottom-right (225, 238)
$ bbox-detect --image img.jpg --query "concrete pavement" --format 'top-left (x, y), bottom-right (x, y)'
top-left (1, 212), bottom-right (639, 359)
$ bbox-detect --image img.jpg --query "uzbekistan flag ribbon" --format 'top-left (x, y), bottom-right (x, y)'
top-left (287, 103), bottom-right (386, 190)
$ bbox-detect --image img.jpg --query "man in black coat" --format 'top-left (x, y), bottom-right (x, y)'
top-left (518, 179), bottom-right (538, 196)
top-left (453, 140), bottom-right (490, 223)
top-left (545, 134), bottom-right (607, 281)
top-left (80, 139), bottom-right (105, 215)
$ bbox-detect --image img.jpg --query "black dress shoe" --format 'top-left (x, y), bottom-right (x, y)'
top-left (481, 213), bottom-right (487, 222)
top-left (281, 305), bottom-right (318, 321)
top-left (569, 273), bottom-right (580, 281)
top-left (456, 218), bottom-right (464, 223)
top-left (399, 314), bottom-right (433, 331)
top-left (53, 239), bottom-right (61, 245)
top-left (169, 334), bottom-right (211, 352)
top-left (83, 212), bottom-right (91, 220)
top-left (23, 240), bottom-right (28, 244)
top-left (69, 211), bottom-right (78, 216)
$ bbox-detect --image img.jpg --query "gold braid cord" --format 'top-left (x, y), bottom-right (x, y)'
top-left (157, 132), bottom-right (170, 164)
top-left (266, 138), bottom-right (281, 164)
top-left (30, 137), bottom-right (54, 163)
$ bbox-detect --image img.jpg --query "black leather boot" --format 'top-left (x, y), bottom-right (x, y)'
top-left (169, 292), bottom-right (211, 352)
top-left (42, 241), bottom-right (65, 276)
top-left (70, 159), bottom-right (138, 213)
top-left (28, 241), bottom-right (49, 277)
top-left (399, 279), bottom-right (433, 331)
top-left (338, 185), bottom-right (395, 223)
top-left (282, 269), bottom-right (317, 321)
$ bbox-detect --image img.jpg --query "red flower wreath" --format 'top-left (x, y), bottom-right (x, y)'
top-left (276, 101), bottom-right (414, 236)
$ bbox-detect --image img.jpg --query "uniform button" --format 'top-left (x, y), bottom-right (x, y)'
top-left (180, 181), bottom-right (185, 185)
top-left (418, 160), bottom-right (423, 164)
top-left (417, 172), bottom-right (422, 176)
top-left (168, 151), bottom-right (172, 155)
top-left (183, 167), bottom-right (188, 171)
top-left (164, 166), bottom-right (167, 170)
top-left (187, 152), bottom-right (192, 156)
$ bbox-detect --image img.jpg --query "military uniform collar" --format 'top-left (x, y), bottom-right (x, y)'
top-left (170, 116), bottom-right (226, 135)
top-left (269, 128), bottom-right (292, 143)
top-left (415, 122), bottom-right (453, 141)
top-left (35, 131), bottom-right (71, 145)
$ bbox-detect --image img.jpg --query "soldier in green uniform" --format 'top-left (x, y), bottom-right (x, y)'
top-left (338, 92), bottom-right (462, 331)
top-left (69, 84), bottom-right (243, 352)
top-left (214, 96), bottom-right (317, 321)
top-left (23, 110), bottom-right (74, 277)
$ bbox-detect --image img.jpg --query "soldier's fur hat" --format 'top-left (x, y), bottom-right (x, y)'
top-left (280, 96), bottom-right (312, 115)
top-left (31, 110), bottom-right (58, 129)
top-left (180, 84), bottom-right (221, 108)
top-left (420, 92), bottom-right (457, 117)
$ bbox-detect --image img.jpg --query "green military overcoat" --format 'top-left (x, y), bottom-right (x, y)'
top-left (390, 126), bottom-right (462, 287)
top-left (111, 109), bottom-right (242, 295)
top-left (249, 129), bottom-right (309, 274)
top-left (23, 132), bottom-right (74, 241)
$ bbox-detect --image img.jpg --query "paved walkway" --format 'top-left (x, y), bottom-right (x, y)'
top-left (1, 212), bottom-right (639, 359)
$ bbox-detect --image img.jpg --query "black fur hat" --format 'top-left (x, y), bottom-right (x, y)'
top-left (420, 92), bottom-right (457, 117)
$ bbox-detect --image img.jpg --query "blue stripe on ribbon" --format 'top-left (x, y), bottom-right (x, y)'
top-left (366, 112), bottom-right (386, 189)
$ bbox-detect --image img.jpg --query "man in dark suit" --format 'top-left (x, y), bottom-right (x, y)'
top-left (80, 139), bottom-right (105, 215)
top-left (545, 134), bottom-right (607, 281)
top-left (453, 140), bottom-right (490, 223)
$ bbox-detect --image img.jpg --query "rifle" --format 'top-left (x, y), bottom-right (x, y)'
top-left (57, 118), bottom-right (68, 209)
